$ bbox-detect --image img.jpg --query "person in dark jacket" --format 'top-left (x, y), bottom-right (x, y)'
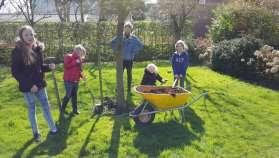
top-left (171, 40), bottom-right (189, 88)
top-left (141, 63), bottom-right (166, 86)
top-left (110, 22), bottom-right (143, 93)
top-left (61, 44), bottom-right (86, 115)
top-left (11, 25), bottom-right (57, 142)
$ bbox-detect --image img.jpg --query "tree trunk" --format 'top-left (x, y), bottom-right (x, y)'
top-left (115, 14), bottom-right (126, 112)
top-left (0, 0), bottom-right (5, 10)
top-left (54, 0), bottom-right (65, 22)
top-left (96, 21), bottom-right (104, 104)
top-left (80, 0), bottom-right (84, 22)
top-left (174, 29), bottom-right (182, 42)
top-left (171, 15), bottom-right (182, 42)
top-left (30, 0), bottom-right (35, 26)
top-left (58, 22), bottom-right (64, 58)
top-left (66, 1), bottom-right (70, 22)
top-left (63, 2), bottom-right (68, 22)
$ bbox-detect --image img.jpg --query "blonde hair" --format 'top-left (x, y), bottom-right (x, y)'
top-left (146, 63), bottom-right (158, 73)
top-left (124, 21), bottom-right (133, 30)
top-left (74, 44), bottom-right (86, 56)
top-left (175, 40), bottom-right (188, 51)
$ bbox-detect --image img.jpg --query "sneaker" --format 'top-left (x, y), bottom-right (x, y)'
top-left (49, 129), bottom-right (58, 135)
top-left (34, 133), bottom-right (41, 142)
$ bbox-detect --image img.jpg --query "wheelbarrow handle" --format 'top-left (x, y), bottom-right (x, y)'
top-left (172, 78), bottom-right (178, 88)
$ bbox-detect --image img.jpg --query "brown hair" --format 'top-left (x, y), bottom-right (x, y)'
top-left (16, 25), bottom-right (41, 65)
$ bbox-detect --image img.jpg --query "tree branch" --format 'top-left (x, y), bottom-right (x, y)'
top-left (34, 15), bottom-right (51, 23)
top-left (0, 0), bottom-right (5, 10)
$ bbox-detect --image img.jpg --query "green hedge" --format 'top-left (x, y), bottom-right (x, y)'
top-left (211, 36), bottom-right (263, 78)
top-left (0, 21), bottom-right (199, 66)
top-left (0, 48), bottom-right (12, 66)
top-left (208, 5), bottom-right (279, 48)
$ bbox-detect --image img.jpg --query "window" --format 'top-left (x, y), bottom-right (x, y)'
top-left (199, 0), bottom-right (206, 5)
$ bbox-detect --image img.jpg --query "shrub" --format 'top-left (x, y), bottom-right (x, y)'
top-left (208, 4), bottom-right (279, 48)
top-left (195, 37), bottom-right (213, 65)
top-left (254, 45), bottom-right (279, 81)
top-left (208, 6), bottom-right (235, 42)
top-left (135, 44), bottom-right (173, 62)
top-left (185, 39), bottom-right (199, 65)
top-left (0, 22), bottom-right (203, 66)
top-left (211, 36), bottom-right (263, 77)
top-left (0, 48), bottom-right (12, 66)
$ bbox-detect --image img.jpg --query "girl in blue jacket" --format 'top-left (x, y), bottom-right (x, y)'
top-left (171, 40), bottom-right (189, 88)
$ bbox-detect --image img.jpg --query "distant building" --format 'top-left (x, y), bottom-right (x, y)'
top-left (0, 0), bottom-right (99, 22)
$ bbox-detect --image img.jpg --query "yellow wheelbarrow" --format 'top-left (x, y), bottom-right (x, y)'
top-left (130, 85), bottom-right (208, 125)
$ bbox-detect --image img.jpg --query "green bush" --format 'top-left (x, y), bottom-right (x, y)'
top-left (208, 5), bottom-right (279, 48)
top-left (135, 44), bottom-right (173, 62)
top-left (254, 45), bottom-right (279, 81)
top-left (211, 36), bottom-right (263, 77)
top-left (0, 48), bottom-right (12, 66)
top-left (208, 6), bottom-right (235, 42)
top-left (186, 39), bottom-right (199, 65)
top-left (0, 22), bottom-right (200, 66)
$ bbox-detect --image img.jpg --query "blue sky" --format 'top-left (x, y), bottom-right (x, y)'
top-left (145, 0), bottom-right (157, 3)
top-left (0, 0), bottom-right (158, 13)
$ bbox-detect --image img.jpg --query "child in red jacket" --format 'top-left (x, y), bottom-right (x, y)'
top-left (61, 44), bottom-right (86, 115)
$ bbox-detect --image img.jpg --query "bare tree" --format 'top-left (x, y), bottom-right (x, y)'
top-left (99, 0), bottom-right (144, 112)
top-left (10, 0), bottom-right (49, 26)
top-left (79, 0), bottom-right (84, 22)
top-left (0, 0), bottom-right (5, 10)
top-left (235, 0), bottom-right (279, 14)
top-left (54, 0), bottom-right (71, 22)
top-left (72, 0), bottom-right (97, 22)
top-left (158, 0), bottom-right (199, 41)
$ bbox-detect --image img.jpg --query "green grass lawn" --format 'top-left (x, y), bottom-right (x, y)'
top-left (0, 61), bottom-right (278, 158)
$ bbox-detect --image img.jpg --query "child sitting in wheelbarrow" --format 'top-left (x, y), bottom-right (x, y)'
top-left (141, 63), bottom-right (167, 86)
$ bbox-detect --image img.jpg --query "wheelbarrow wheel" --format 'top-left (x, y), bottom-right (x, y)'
top-left (133, 103), bottom-right (155, 125)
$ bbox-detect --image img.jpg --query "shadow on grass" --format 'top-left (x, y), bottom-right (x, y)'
top-left (239, 75), bottom-right (279, 91)
top-left (103, 79), bottom-right (116, 97)
top-left (78, 115), bottom-right (101, 157)
top-left (126, 92), bottom-right (136, 110)
top-left (133, 107), bottom-right (204, 157)
top-left (206, 91), bottom-right (249, 121)
top-left (108, 117), bottom-right (131, 158)
top-left (12, 139), bottom-right (34, 158)
top-left (187, 73), bottom-right (198, 83)
top-left (25, 114), bottom-right (73, 157)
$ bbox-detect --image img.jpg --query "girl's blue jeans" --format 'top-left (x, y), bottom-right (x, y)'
top-left (23, 88), bottom-right (57, 135)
